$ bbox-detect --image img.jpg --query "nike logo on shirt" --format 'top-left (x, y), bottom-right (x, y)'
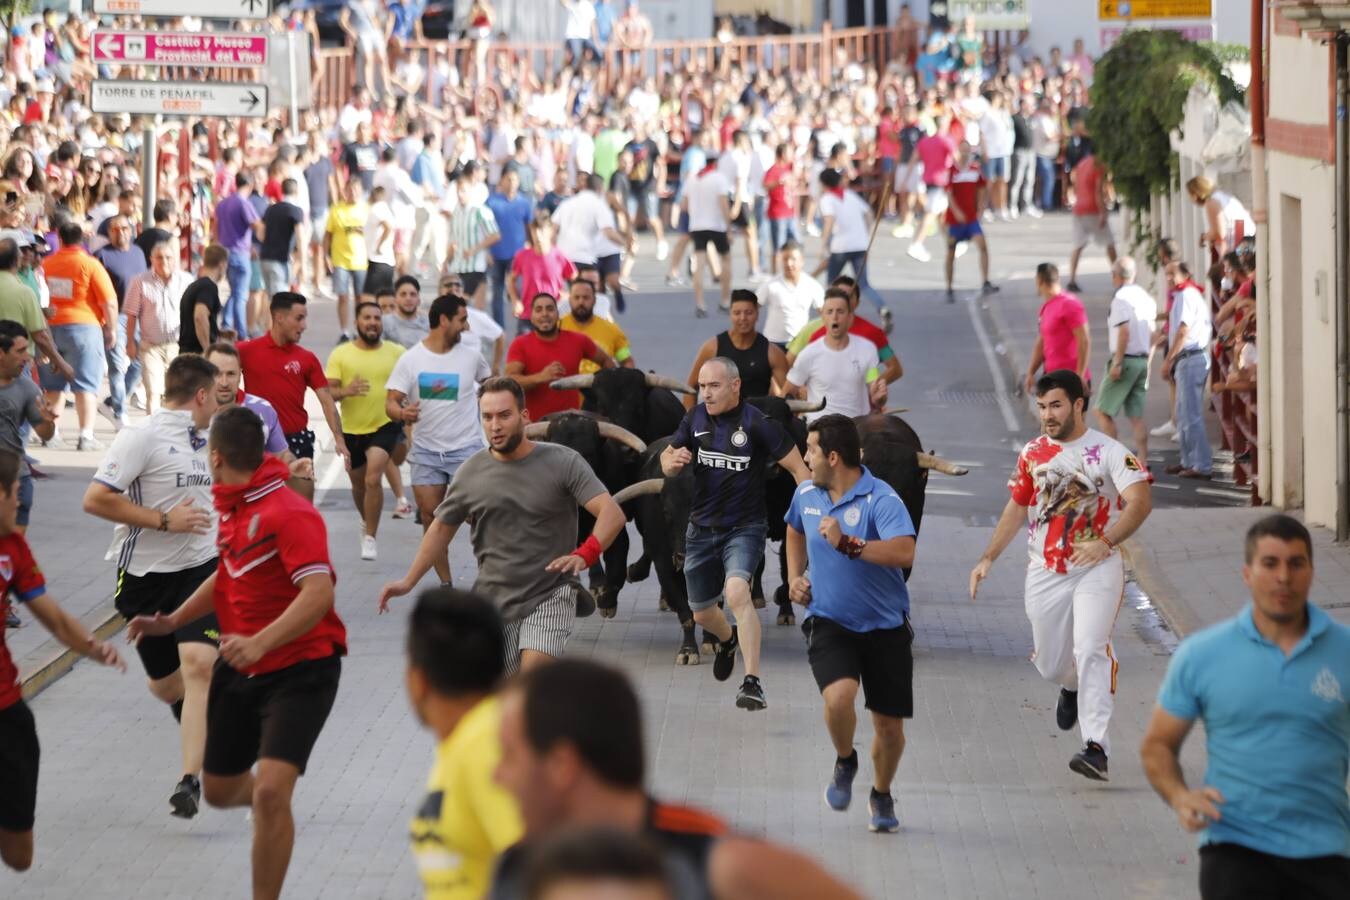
top-left (694, 431), bottom-right (711, 437)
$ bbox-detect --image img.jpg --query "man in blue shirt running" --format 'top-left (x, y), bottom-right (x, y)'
top-left (1141, 514), bottom-right (1350, 899)
top-left (785, 414), bottom-right (917, 835)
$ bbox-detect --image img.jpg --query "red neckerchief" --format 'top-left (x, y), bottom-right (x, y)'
top-left (213, 456), bottom-right (291, 516)
top-left (826, 186), bottom-right (845, 199)
top-left (699, 161), bottom-right (718, 177)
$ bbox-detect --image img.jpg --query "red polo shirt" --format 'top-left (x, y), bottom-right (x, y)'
top-left (238, 333), bottom-right (327, 434)
top-left (506, 330), bottom-right (598, 420)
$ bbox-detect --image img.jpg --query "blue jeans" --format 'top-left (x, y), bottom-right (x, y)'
top-left (768, 217), bottom-right (799, 252)
top-left (826, 251), bottom-right (887, 318)
top-left (683, 522), bottom-right (768, 611)
top-left (105, 312), bottom-right (142, 417)
top-left (1175, 352), bottom-right (1213, 474)
top-left (489, 256), bottom-right (513, 330)
top-left (1036, 155), bottom-right (1057, 211)
top-left (224, 249), bottom-right (252, 337)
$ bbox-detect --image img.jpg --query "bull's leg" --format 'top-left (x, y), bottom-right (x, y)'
top-left (775, 546), bottom-right (795, 626)
top-left (650, 545), bottom-right (699, 666)
top-left (627, 551), bottom-right (652, 583)
top-left (595, 529), bottom-right (629, 619)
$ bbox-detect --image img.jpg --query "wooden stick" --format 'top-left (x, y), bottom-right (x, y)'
top-left (862, 175), bottom-right (895, 268)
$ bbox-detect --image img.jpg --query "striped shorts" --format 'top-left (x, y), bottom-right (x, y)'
top-left (503, 584), bottom-right (576, 674)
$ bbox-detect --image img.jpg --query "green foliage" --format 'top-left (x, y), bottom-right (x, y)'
top-left (1089, 30), bottom-right (1243, 254)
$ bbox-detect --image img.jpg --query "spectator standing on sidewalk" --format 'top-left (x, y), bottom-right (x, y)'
top-left (1141, 515), bottom-right (1350, 900)
top-left (763, 143), bottom-right (799, 269)
top-left (326, 178), bottom-right (369, 341)
top-left (177, 245), bottom-right (226, 356)
top-left (303, 131), bottom-right (338, 298)
top-left (1161, 261), bottom-right (1213, 480)
top-left (1030, 98), bottom-right (1060, 215)
top-left (1066, 151), bottom-right (1117, 292)
top-left (214, 173), bottom-right (264, 340)
top-left (1093, 256), bottom-right (1156, 465)
top-left (979, 92), bottom-right (1014, 221)
top-left (93, 215), bottom-right (146, 429)
top-left (123, 239), bottom-right (193, 415)
top-left (1025, 263), bottom-right (1091, 395)
top-left (1009, 96), bottom-right (1036, 218)
top-left (0, 322), bottom-right (56, 531)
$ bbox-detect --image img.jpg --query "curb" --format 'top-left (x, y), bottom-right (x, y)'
top-left (1121, 539), bottom-right (1200, 639)
top-left (20, 606), bottom-right (125, 702)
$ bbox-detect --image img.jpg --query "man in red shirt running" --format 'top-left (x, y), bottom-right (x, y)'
top-left (505, 292), bottom-right (614, 421)
top-left (127, 406), bottom-right (345, 900)
top-left (238, 292), bottom-right (347, 500)
top-left (903, 112), bottom-right (956, 264)
top-left (943, 141), bottom-right (999, 303)
top-left (1066, 151), bottom-right (1117, 292)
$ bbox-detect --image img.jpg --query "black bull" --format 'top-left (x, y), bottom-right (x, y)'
top-left (614, 410), bottom-right (968, 665)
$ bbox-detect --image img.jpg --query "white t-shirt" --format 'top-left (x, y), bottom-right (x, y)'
top-left (819, 190), bottom-right (871, 254)
top-left (373, 163), bottom-right (421, 230)
top-left (686, 169), bottom-right (731, 232)
top-left (94, 408), bottom-right (216, 577)
top-left (1169, 284), bottom-right (1212, 350)
top-left (1107, 283), bottom-right (1157, 356)
top-left (557, 291), bottom-right (615, 322)
top-left (553, 190), bottom-right (615, 265)
top-left (758, 275), bottom-right (825, 344)
top-left (563, 0), bottom-right (596, 40)
top-left (365, 201), bottom-right (397, 265)
top-left (1008, 429), bottom-right (1149, 574)
top-left (386, 341), bottom-right (491, 454)
top-left (786, 335), bottom-right (879, 422)
top-left (980, 109), bottom-right (1015, 158)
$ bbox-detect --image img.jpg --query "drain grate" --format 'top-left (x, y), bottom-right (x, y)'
top-left (928, 390), bottom-right (1003, 405)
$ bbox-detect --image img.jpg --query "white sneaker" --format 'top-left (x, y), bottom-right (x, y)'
top-left (1027, 208), bottom-right (1044, 219)
top-left (76, 434), bottom-right (105, 452)
top-left (1000, 210), bottom-right (1014, 222)
top-left (1008, 209), bottom-right (1020, 220)
top-left (97, 401), bottom-right (118, 428)
top-left (361, 534), bottom-right (377, 561)
top-left (392, 498), bottom-right (414, 519)
top-left (656, 240), bottom-right (669, 262)
top-left (130, 389), bottom-right (146, 411)
top-left (805, 222), bottom-right (822, 237)
top-left (954, 242), bottom-right (970, 259)
top-left (891, 222), bottom-right (915, 239)
top-left (906, 243), bottom-right (932, 263)
top-left (981, 210), bottom-right (994, 224)
top-left (1150, 420), bottom-right (1178, 438)
top-left (117, 414), bottom-right (130, 430)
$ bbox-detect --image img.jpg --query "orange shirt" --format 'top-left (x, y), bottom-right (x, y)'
top-left (42, 245), bottom-right (116, 327)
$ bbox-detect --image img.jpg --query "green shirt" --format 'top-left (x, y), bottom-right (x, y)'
top-left (593, 128), bottom-right (632, 184)
top-left (0, 271), bottom-right (45, 336)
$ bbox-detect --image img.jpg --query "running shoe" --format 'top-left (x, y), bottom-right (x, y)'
top-left (905, 243), bottom-right (932, 263)
top-left (1150, 420), bottom-right (1178, 438)
top-left (619, 278), bottom-right (638, 292)
top-left (170, 774), bottom-right (201, 819)
top-left (361, 534), bottom-right (377, 561)
top-left (77, 435), bottom-right (105, 452)
top-left (868, 789), bottom-right (900, 833)
top-left (1066, 281), bottom-right (1083, 293)
top-left (656, 240), bottom-right (669, 261)
top-left (1026, 207), bottom-right (1044, 219)
top-left (392, 498), bottom-right (415, 519)
top-left (825, 750), bottom-right (858, 811)
top-left (97, 400), bottom-right (118, 429)
top-left (694, 307), bottom-right (708, 319)
top-left (1069, 741), bottom-right (1109, 782)
top-left (665, 274), bottom-right (686, 287)
top-left (982, 281), bottom-right (1000, 296)
top-left (38, 433), bottom-right (65, 450)
top-left (1056, 688), bottom-right (1078, 731)
top-left (879, 308), bottom-right (894, 335)
top-left (712, 626), bottom-right (738, 682)
top-left (981, 209), bottom-right (994, 224)
top-left (735, 675), bottom-right (766, 710)
top-left (891, 222), bottom-right (914, 239)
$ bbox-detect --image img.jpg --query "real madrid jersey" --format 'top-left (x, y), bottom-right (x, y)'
top-left (94, 407), bottom-right (217, 577)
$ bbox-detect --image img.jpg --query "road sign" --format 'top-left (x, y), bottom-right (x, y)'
top-left (90, 81), bottom-right (268, 118)
top-left (93, 31), bottom-right (269, 68)
top-left (1098, 1), bottom-right (1212, 20)
top-left (92, 0), bottom-right (269, 21)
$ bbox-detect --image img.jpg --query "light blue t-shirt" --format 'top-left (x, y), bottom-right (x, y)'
top-left (485, 192), bottom-right (533, 262)
top-left (784, 468), bottom-right (915, 631)
top-left (1157, 603), bottom-right (1350, 859)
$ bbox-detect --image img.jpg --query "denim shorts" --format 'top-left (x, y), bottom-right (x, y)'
top-left (410, 444), bottom-right (479, 487)
top-left (39, 323), bottom-right (106, 394)
top-left (984, 156), bottom-right (1010, 180)
top-left (332, 266), bottom-right (367, 298)
top-left (684, 521), bottom-right (768, 611)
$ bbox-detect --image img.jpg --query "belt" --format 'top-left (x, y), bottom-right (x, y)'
top-left (1177, 347), bottom-right (1204, 360)
top-left (1123, 353), bottom-right (1148, 359)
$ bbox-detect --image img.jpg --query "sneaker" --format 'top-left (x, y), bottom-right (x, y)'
top-left (1069, 741), bottom-right (1109, 781)
top-left (1066, 281), bottom-right (1083, 293)
top-left (981, 209), bottom-right (994, 223)
top-left (5, 607), bottom-right (20, 628)
top-left (805, 222), bottom-right (822, 237)
top-left (954, 242), bottom-right (969, 259)
top-left (712, 627), bottom-right (738, 682)
top-left (97, 400), bottom-right (118, 428)
top-left (76, 435), bottom-right (105, 452)
top-left (735, 674), bottom-right (766, 710)
top-left (393, 498), bottom-right (415, 519)
top-left (664, 273), bottom-right (686, 287)
top-left (879, 308), bottom-right (893, 335)
top-left (891, 222), bottom-right (914, 239)
top-left (824, 750), bottom-right (858, 810)
top-left (868, 789), bottom-right (900, 833)
top-left (945, 289), bottom-right (956, 304)
top-left (170, 774), bottom-right (201, 819)
top-left (905, 243), bottom-right (932, 263)
top-left (40, 433), bottom-right (66, 450)
top-left (656, 239), bottom-right (669, 261)
top-left (981, 281), bottom-right (1000, 296)
top-left (1027, 207), bottom-right (1044, 219)
top-left (1056, 688), bottom-right (1078, 731)
top-left (337, 332), bottom-right (353, 345)
top-left (1150, 420), bottom-right (1178, 438)
top-left (1000, 209), bottom-right (1014, 222)
top-left (361, 534), bottom-right (377, 561)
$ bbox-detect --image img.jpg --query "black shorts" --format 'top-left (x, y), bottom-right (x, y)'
top-left (596, 253), bottom-right (622, 278)
top-left (692, 230), bottom-right (730, 255)
top-left (114, 558), bottom-right (219, 682)
top-left (204, 654), bottom-right (341, 777)
top-left (458, 271), bottom-right (486, 297)
top-left (803, 615), bottom-right (914, 718)
top-left (0, 700), bottom-right (39, 831)
top-left (344, 420), bottom-right (402, 471)
top-left (1199, 843), bottom-right (1350, 900)
top-left (365, 261), bottom-right (396, 295)
top-left (730, 206), bottom-right (750, 229)
top-left (285, 429), bottom-right (316, 460)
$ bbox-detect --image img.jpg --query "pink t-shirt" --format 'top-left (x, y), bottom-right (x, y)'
top-left (1039, 292), bottom-right (1091, 382)
top-left (916, 134), bottom-right (957, 187)
top-left (511, 246), bottom-right (577, 320)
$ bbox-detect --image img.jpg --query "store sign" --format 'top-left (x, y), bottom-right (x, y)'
top-left (93, 32), bottom-right (269, 68)
top-left (946, 1), bottom-right (1031, 30)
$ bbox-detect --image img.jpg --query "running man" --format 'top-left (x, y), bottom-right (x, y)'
top-left (325, 301), bottom-right (405, 561)
top-left (379, 376), bottom-right (627, 674)
top-left (0, 448), bottom-right (125, 873)
top-left (684, 290), bottom-right (789, 407)
top-left (662, 357), bottom-right (810, 708)
top-left (204, 342), bottom-right (308, 478)
top-left (942, 141), bottom-right (999, 303)
top-left (506, 292), bottom-right (614, 422)
top-left (816, 168), bottom-right (890, 331)
top-left (969, 370), bottom-right (1153, 781)
top-left (785, 289), bottom-right (886, 420)
top-left (785, 414), bottom-right (917, 833)
top-left (81, 354), bottom-right (221, 818)
top-left (126, 405), bottom-right (346, 900)
top-left (681, 150), bottom-right (734, 317)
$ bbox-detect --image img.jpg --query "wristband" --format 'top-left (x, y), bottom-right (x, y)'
top-left (574, 534), bottom-right (603, 568)
top-left (1100, 533), bottom-right (1116, 551)
top-left (834, 534), bottom-right (866, 559)
top-left (159, 510), bottom-right (169, 532)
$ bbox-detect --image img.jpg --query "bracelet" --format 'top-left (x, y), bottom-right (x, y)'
top-left (158, 510), bottom-right (169, 532)
top-left (1100, 533), bottom-right (1116, 551)
top-left (573, 534), bottom-right (603, 568)
top-left (834, 533), bottom-right (866, 559)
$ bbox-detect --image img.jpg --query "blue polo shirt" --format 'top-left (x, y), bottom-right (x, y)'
top-left (485, 192), bottom-right (533, 262)
top-left (1157, 603), bottom-right (1350, 859)
top-left (784, 468), bottom-right (916, 632)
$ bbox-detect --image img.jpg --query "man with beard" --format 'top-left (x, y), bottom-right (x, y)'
top-left (785, 289), bottom-right (886, 421)
top-left (379, 377), bottom-right (626, 674)
top-left (560, 278), bottom-right (633, 374)
top-left (784, 415), bottom-right (917, 834)
top-left (325, 302), bottom-right (405, 561)
top-left (969, 370), bottom-right (1152, 783)
top-left (203, 342), bottom-right (307, 478)
top-left (505, 293), bottom-right (614, 422)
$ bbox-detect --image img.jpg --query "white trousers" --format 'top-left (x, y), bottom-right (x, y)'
top-left (411, 207), bottom-right (448, 274)
top-left (1024, 556), bottom-right (1125, 754)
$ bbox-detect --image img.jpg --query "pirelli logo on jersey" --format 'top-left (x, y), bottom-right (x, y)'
top-left (698, 448), bottom-right (750, 472)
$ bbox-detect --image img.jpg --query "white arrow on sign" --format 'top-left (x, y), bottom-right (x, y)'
top-left (91, 0), bottom-right (269, 21)
top-left (91, 81), bottom-right (269, 119)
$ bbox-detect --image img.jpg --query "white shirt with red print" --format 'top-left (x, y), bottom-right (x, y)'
top-left (1008, 429), bottom-right (1149, 575)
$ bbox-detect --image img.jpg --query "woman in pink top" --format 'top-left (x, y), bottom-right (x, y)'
top-left (1025, 262), bottom-right (1091, 392)
top-left (509, 209), bottom-right (575, 329)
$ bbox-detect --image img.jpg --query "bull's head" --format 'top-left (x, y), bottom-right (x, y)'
top-left (525, 416), bottom-right (648, 460)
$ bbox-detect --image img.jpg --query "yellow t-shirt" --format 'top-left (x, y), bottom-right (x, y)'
top-left (326, 201), bottom-right (369, 271)
top-left (561, 314), bottom-right (631, 374)
top-left (410, 698), bottom-right (524, 900)
top-left (324, 340), bottom-right (404, 435)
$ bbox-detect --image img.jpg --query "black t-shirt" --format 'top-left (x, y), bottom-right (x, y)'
top-left (260, 201), bottom-right (305, 263)
top-left (898, 125), bottom-right (924, 164)
top-left (715, 332), bottom-right (772, 399)
top-left (608, 171), bottom-right (631, 207)
top-left (626, 138), bottom-right (660, 190)
top-left (669, 401), bottom-right (794, 528)
top-left (1012, 114), bottom-right (1033, 150)
top-left (342, 142), bottom-right (380, 191)
top-left (135, 226), bottom-right (172, 265)
top-left (178, 276), bottom-right (221, 354)
top-left (304, 156), bottom-right (335, 213)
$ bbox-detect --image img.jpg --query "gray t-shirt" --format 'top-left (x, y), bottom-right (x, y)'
top-left (0, 377), bottom-right (44, 476)
top-left (383, 311), bottom-right (430, 348)
top-left (435, 441), bottom-right (606, 621)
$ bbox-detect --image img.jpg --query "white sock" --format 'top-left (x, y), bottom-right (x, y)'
top-left (79, 428), bottom-right (94, 440)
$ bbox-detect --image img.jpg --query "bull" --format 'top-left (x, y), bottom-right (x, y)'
top-left (550, 367), bottom-right (693, 444)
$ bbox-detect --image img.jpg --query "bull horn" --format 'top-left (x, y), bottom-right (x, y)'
top-left (644, 373), bottom-right (696, 395)
top-left (596, 422), bottom-right (648, 454)
top-left (786, 397), bottom-right (825, 413)
top-left (524, 423), bottom-right (551, 440)
top-left (916, 452), bottom-right (969, 476)
top-left (612, 478), bottom-right (665, 505)
top-left (884, 406), bottom-right (910, 415)
top-left (550, 374), bottom-right (595, 391)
